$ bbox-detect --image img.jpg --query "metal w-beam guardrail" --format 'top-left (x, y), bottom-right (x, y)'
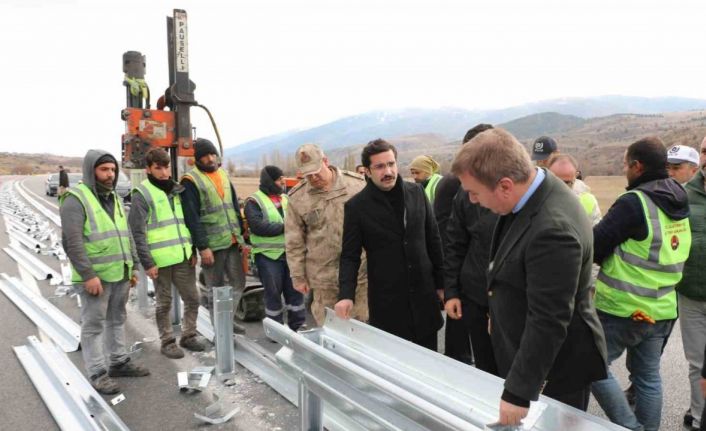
top-left (13, 335), bottom-right (130, 431)
top-left (0, 274), bottom-right (80, 352)
top-left (15, 180), bottom-right (62, 227)
top-left (256, 309), bottom-right (627, 431)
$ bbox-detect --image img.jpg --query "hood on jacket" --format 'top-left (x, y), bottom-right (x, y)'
top-left (82, 149), bottom-right (119, 194)
top-left (636, 176), bottom-right (690, 221)
top-left (572, 178), bottom-right (591, 194)
top-left (259, 165), bottom-right (284, 195)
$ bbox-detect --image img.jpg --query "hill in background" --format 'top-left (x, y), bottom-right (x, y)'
top-left (225, 95), bottom-right (706, 173)
top-left (323, 110), bottom-right (706, 176)
top-left (0, 153), bottom-right (82, 175)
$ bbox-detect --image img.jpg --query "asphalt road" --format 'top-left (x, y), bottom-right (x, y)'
top-left (0, 175), bottom-right (296, 430)
top-left (0, 174), bottom-right (695, 430)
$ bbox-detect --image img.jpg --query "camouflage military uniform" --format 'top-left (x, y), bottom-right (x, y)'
top-left (285, 166), bottom-right (368, 324)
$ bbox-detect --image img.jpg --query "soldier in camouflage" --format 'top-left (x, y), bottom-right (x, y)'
top-left (285, 143), bottom-right (369, 325)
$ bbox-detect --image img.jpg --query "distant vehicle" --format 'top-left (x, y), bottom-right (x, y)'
top-left (115, 172), bottom-right (131, 200)
top-left (45, 174), bottom-right (59, 196)
top-left (45, 173), bottom-right (82, 196)
top-left (45, 172), bottom-right (131, 200)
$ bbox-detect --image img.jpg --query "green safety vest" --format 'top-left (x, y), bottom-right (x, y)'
top-left (595, 190), bottom-right (691, 320)
top-left (61, 183), bottom-right (133, 283)
top-left (579, 192), bottom-right (597, 217)
top-left (425, 173), bottom-right (442, 204)
top-left (132, 180), bottom-right (193, 268)
top-left (182, 168), bottom-right (243, 251)
top-left (248, 190), bottom-right (288, 260)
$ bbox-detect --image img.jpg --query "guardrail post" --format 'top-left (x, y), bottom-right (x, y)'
top-left (213, 285), bottom-right (235, 379)
top-left (136, 268), bottom-right (149, 316)
top-left (170, 283), bottom-right (182, 327)
top-left (298, 379), bottom-right (323, 431)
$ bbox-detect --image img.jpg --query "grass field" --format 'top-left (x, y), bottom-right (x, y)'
top-left (584, 175), bottom-right (625, 214)
top-left (232, 175), bottom-right (627, 214)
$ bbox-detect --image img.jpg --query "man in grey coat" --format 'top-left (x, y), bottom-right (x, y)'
top-left (60, 149), bottom-right (149, 395)
top-left (451, 128), bottom-right (607, 425)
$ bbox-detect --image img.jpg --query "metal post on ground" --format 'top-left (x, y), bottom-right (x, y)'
top-left (170, 284), bottom-right (181, 327)
top-left (136, 268), bottom-right (149, 316)
top-left (213, 285), bottom-right (235, 379)
top-left (298, 380), bottom-right (323, 431)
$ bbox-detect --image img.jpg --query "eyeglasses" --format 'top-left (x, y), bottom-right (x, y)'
top-left (370, 161), bottom-right (396, 171)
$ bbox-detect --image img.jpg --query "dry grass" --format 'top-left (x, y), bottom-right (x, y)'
top-left (584, 175), bottom-right (625, 214)
top-left (231, 177), bottom-right (260, 198)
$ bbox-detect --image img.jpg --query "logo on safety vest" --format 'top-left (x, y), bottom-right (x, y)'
top-left (671, 235), bottom-right (679, 250)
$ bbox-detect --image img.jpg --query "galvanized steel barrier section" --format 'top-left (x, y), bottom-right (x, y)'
top-left (0, 274), bottom-right (80, 352)
top-left (13, 336), bottom-right (130, 431)
top-left (258, 309), bottom-right (627, 431)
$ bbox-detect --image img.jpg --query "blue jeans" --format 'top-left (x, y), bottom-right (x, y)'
top-left (254, 253), bottom-right (305, 330)
top-left (591, 311), bottom-right (675, 431)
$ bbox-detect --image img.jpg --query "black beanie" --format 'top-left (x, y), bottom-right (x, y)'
top-left (264, 165), bottom-right (283, 181)
top-left (194, 138), bottom-right (219, 160)
top-left (95, 153), bottom-right (117, 168)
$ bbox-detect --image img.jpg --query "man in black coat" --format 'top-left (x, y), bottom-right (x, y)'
top-left (451, 128), bottom-right (607, 425)
top-left (443, 186), bottom-right (498, 374)
top-left (58, 165), bottom-right (69, 196)
top-left (436, 123), bottom-right (493, 364)
top-left (335, 139), bottom-right (444, 350)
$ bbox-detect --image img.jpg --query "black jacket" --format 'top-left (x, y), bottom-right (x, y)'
top-left (59, 169), bottom-right (69, 187)
top-left (488, 170), bottom-right (607, 404)
top-left (180, 171), bottom-right (245, 251)
top-left (443, 188), bottom-right (497, 306)
top-left (433, 173), bottom-right (461, 247)
top-left (339, 176), bottom-right (444, 341)
top-left (594, 173), bottom-right (689, 264)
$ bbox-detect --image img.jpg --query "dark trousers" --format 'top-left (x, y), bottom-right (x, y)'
top-left (444, 314), bottom-right (473, 364)
top-left (461, 300), bottom-right (498, 375)
top-left (545, 385), bottom-right (591, 411)
top-left (414, 330), bottom-right (438, 352)
top-left (254, 253), bottom-right (305, 330)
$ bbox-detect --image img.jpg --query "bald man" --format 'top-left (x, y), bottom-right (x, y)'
top-left (548, 155), bottom-right (601, 226)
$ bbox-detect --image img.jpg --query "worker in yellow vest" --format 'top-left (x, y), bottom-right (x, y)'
top-left (129, 148), bottom-right (205, 359)
top-left (409, 155), bottom-right (443, 204)
top-left (591, 137), bottom-right (691, 431)
top-left (60, 149), bottom-right (149, 395)
top-left (181, 139), bottom-right (247, 334)
top-left (548, 154), bottom-right (602, 226)
top-left (244, 166), bottom-right (305, 330)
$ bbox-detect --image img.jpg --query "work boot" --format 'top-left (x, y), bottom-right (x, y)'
top-left (161, 340), bottom-right (185, 359)
top-left (232, 321), bottom-right (246, 334)
top-left (108, 358), bottom-right (151, 378)
top-left (90, 370), bottom-right (120, 395)
top-left (179, 335), bottom-right (205, 352)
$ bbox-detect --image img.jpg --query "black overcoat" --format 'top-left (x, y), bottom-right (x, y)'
top-left (339, 176), bottom-right (444, 341)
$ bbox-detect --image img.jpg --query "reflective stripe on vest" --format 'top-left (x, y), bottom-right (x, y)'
top-left (248, 190), bottom-right (288, 260)
top-left (595, 190), bottom-right (690, 320)
top-left (182, 168), bottom-right (243, 251)
top-left (61, 183), bottom-right (133, 283)
top-left (133, 180), bottom-right (193, 268)
top-left (425, 173), bottom-right (442, 204)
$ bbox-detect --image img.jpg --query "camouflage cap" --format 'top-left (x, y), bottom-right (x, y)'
top-left (295, 143), bottom-right (325, 176)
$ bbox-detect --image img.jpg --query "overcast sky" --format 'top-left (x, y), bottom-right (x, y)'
top-left (2, 0), bottom-right (706, 157)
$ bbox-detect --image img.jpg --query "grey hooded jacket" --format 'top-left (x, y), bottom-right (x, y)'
top-left (60, 149), bottom-right (138, 282)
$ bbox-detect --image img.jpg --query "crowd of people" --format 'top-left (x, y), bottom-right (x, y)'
top-left (59, 126), bottom-right (706, 430)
